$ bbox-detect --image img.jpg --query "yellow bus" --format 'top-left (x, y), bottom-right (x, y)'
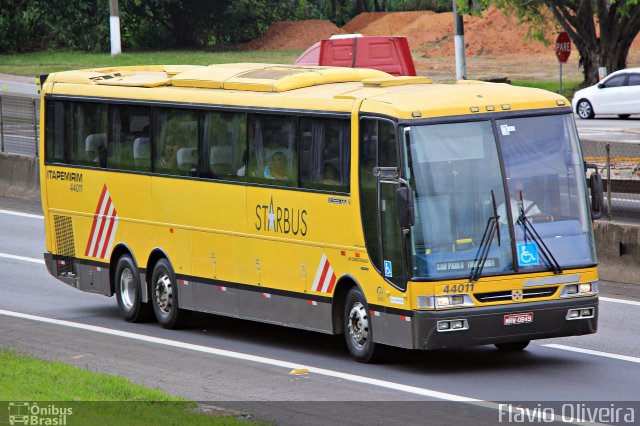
top-left (40, 63), bottom-right (600, 362)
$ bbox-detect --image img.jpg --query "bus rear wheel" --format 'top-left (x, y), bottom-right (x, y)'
top-left (115, 255), bottom-right (153, 322)
top-left (151, 258), bottom-right (191, 329)
top-left (495, 340), bottom-right (530, 351)
top-left (343, 287), bottom-right (377, 363)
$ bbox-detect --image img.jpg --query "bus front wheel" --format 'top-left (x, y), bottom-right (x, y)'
top-left (344, 287), bottom-right (377, 363)
top-left (115, 255), bottom-right (153, 323)
top-left (151, 258), bottom-right (191, 329)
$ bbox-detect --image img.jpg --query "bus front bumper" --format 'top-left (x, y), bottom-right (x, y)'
top-left (412, 296), bottom-right (598, 350)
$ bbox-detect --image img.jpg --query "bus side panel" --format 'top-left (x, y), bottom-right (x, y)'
top-left (45, 168), bottom-right (153, 296)
top-left (369, 312), bottom-right (414, 349)
top-left (186, 179), bottom-right (247, 315)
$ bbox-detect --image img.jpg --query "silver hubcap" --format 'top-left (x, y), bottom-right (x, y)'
top-left (348, 302), bottom-right (369, 349)
top-left (578, 102), bottom-right (591, 118)
top-left (155, 273), bottom-right (173, 314)
top-left (119, 268), bottom-right (135, 310)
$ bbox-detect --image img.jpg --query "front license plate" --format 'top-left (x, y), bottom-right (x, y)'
top-left (504, 312), bottom-right (534, 325)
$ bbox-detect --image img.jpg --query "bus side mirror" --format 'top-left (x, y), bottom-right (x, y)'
top-left (396, 186), bottom-right (415, 228)
top-left (585, 163), bottom-right (604, 220)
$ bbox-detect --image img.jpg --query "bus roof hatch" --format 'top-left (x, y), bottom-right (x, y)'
top-left (171, 63), bottom-right (390, 92)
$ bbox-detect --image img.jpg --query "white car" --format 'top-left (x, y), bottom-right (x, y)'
top-left (572, 67), bottom-right (640, 119)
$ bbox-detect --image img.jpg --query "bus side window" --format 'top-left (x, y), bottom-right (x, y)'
top-left (154, 109), bottom-right (198, 176)
top-left (64, 102), bottom-right (107, 168)
top-left (45, 101), bottom-right (65, 163)
top-left (203, 111), bottom-right (247, 179)
top-left (247, 114), bottom-right (297, 186)
top-left (109, 105), bottom-right (150, 171)
top-left (299, 117), bottom-right (350, 192)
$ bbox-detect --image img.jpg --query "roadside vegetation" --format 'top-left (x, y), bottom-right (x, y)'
top-left (511, 79), bottom-right (582, 100)
top-left (0, 350), bottom-right (249, 425)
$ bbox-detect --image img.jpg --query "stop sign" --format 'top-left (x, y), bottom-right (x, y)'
top-left (555, 32), bottom-right (571, 63)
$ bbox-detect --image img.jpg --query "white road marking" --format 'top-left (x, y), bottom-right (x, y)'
top-left (0, 308), bottom-right (476, 402)
top-left (0, 308), bottom-right (608, 424)
top-left (0, 209), bottom-right (44, 219)
top-left (543, 344), bottom-right (640, 364)
top-left (600, 296), bottom-right (640, 307)
top-left (0, 252), bottom-right (44, 264)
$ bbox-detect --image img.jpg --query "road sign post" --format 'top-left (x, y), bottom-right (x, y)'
top-left (555, 32), bottom-right (571, 95)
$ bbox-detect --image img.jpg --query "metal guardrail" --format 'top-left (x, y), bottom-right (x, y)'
top-left (0, 95), bottom-right (40, 157)
top-left (581, 139), bottom-right (640, 222)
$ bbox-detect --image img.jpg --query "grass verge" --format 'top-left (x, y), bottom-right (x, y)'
top-left (511, 79), bottom-right (582, 100)
top-left (0, 350), bottom-right (249, 425)
top-left (0, 49), bottom-right (302, 76)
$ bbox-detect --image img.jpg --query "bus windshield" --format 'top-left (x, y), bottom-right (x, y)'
top-left (405, 113), bottom-right (596, 280)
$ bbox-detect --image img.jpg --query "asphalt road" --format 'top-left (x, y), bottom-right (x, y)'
top-left (575, 116), bottom-right (640, 143)
top-left (0, 198), bottom-right (639, 425)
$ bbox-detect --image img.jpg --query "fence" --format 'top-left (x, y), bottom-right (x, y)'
top-left (581, 139), bottom-right (640, 223)
top-left (0, 95), bottom-right (40, 157)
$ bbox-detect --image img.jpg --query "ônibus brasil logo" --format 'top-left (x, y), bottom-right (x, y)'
top-left (8, 402), bottom-right (73, 425)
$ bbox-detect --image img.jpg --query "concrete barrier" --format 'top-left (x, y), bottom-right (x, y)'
top-left (593, 221), bottom-right (640, 284)
top-left (0, 152), bottom-right (40, 201)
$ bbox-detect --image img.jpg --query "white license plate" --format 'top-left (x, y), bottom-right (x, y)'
top-left (504, 312), bottom-right (534, 325)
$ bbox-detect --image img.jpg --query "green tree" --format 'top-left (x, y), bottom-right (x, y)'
top-left (462, 0), bottom-right (640, 86)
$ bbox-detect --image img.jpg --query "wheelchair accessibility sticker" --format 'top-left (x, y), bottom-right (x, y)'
top-left (384, 260), bottom-right (393, 278)
top-left (517, 242), bottom-right (539, 266)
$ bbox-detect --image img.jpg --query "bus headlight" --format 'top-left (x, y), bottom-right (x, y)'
top-left (417, 296), bottom-right (434, 309)
top-left (433, 294), bottom-right (474, 309)
top-left (560, 282), bottom-right (597, 297)
top-left (417, 294), bottom-right (475, 309)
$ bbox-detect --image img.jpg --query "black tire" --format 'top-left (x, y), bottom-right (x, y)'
top-left (114, 255), bottom-right (153, 323)
top-left (495, 340), bottom-right (530, 351)
top-left (151, 258), bottom-right (191, 329)
top-left (343, 287), bottom-right (377, 363)
top-left (576, 99), bottom-right (594, 119)
top-left (618, 114), bottom-right (631, 119)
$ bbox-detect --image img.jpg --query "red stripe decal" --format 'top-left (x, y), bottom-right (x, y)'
top-left (91, 198), bottom-right (111, 258)
top-left (326, 273), bottom-right (337, 293)
top-left (99, 211), bottom-right (117, 259)
top-left (84, 185), bottom-right (108, 256)
top-left (316, 260), bottom-right (330, 292)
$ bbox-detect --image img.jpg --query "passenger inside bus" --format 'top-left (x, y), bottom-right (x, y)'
top-left (322, 162), bottom-right (340, 185)
top-left (498, 179), bottom-right (549, 224)
top-left (159, 141), bottom-right (179, 170)
top-left (264, 151), bottom-right (288, 180)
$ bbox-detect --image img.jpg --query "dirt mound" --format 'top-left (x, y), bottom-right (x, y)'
top-left (243, 20), bottom-right (346, 50)
top-left (342, 6), bottom-right (553, 56)
top-left (342, 12), bottom-right (387, 33)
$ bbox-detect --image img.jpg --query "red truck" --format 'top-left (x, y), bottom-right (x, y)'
top-left (295, 34), bottom-right (417, 76)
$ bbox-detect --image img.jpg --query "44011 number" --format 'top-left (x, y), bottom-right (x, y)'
top-left (442, 283), bottom-right (474, 294)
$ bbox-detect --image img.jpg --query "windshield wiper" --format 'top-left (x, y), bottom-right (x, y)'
top-left (516, 192), bottom-right (563, 274)
top-left (470, 190), bottom-right (501, 282)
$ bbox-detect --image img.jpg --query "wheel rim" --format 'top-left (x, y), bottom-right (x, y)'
top-left (119, 268), bottom-right (136, 310)
top-left (154, 273), bottom-right (173, 314)
top-left (347, 302), bottom-right (369, 349)
top-left (578, 101), bottom-right (591, 118)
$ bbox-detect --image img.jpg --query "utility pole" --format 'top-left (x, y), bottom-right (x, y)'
top-left (452, 0), bottom-right (467, 80)
top-left (110, 0), bottom-right (122, 56)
